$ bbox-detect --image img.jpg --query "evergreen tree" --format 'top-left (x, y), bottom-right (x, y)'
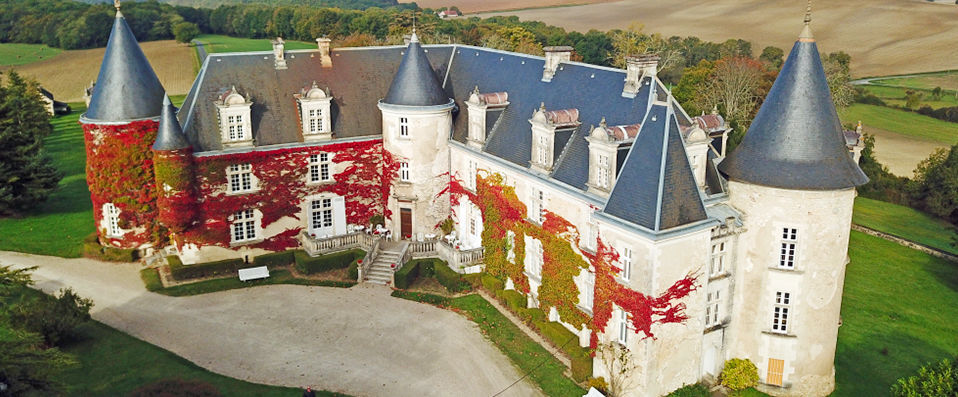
top-left (0, 71), bottom-right (62, 216)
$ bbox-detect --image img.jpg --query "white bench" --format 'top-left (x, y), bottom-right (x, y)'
top-left (238, 266), bottom-right (269, 281)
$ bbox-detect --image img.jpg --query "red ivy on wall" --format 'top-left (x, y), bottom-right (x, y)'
top-left (443, 170), bottom-right (699, 348)
top-left (154, 148), bottom-right (197, 243)
top-left (83, 120), bottom-right (161, 248)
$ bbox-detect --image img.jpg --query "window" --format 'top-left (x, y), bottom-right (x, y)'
top-left (582, 270), bottom-right (595, 311)
top-left (537, 135), bottom-right (549, 165)
top-left (227, 164), bottom-right (254, 193)
top-left (779, 228), bottom-right (798, 269)
top-left (772, 291), bottom-right (791, 333)
top-left (705, 290), bottom-right (721, 327)
top-left (586, 222), bottom-right (598, 251)
top-left (231, 209), bottom-right (257, 242)
top-left (467, 160), bottom-right (477, 190)
top-left (767, 358), bottom-right (785, 386)
top-left (399, 162), bottom-right (410, 182)
top-left (597, 154), bottom-right (610, 188)
top-left (310, 198), bottom-right (334, 233)
top-left (528, 239), bottom-right (543, 277)
top-left (309, 153), bottom-right (331, 183)
top-left (470, 217), bottom-right (477, 236)
top-left (104, 203), bottom-right (121, 237)
top-left (531, 189), bottom-right (545, 224)
top-left (710, 240), bottom-right (727, 276)
top-left (618, 308), bottom-right (629, 345)
top-left (399, 117), bottom-right (409, 138)
top-left (619, 246), bottom-right (632, 281)
top-left (307, 108), bottom-right (324, 133)
top-left (227, 114), bottom-right (246, 141)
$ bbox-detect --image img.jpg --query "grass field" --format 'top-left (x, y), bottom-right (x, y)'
top-left (834, 230), bottom-right (958, 396)
top-left (853, 197), bottom-right (958, 256)
top-left (0, 43), bottom-right (62, 67)
top-left (194, 34), bottom-right (316, 54)
top-left (862, 84), bottom-right (958, 110)
top-left (142, 268), bottom-right (354, 296)
top-left (839, 104), bottom-right (958, 145)
top-left (877, 70), bottom-right (958, 92)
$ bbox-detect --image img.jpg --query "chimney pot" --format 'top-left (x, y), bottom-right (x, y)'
top-left (316, 37), bottom-right (332, 67)
top-left (623, 54), bottom-right (659, 97)
top-left (542, 46), bottom-right (573, 82)
top-left (272, 37), bottom-right (287, 70)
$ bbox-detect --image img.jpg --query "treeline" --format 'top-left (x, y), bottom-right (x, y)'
top-left (77, 0), bottom-right (411, 10)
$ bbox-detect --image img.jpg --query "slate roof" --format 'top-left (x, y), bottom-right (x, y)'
top-left (84, 11), bottom-right (165, 123)
top-left (718, 26), bottom-right (867, 190)
top-left (603, 103), bottom-right (708, 231)
top-left (382, 34), bottom-right (450, 107)
top-left (154, 95), bottom-right (189, 151)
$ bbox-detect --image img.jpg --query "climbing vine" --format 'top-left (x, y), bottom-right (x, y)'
top-left (154, 148), bottom-right (197, 241)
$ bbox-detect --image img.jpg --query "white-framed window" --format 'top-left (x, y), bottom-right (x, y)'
top-left (585, 221), bottom-right (598, 251)
top-left (470, 217), bottom-right (477, 236)
top-left (231, 209), bottom-right (257, 242)
top-left (530, 189), bottom-right (545, 224)
top-left (529, 239), bottom-right (543, 277)
top-left (309, 153), bottom-right (331, 183)
top-left (597, 154), bottom-right (610, 188)
top-left (582, 270), bottom-right (595, 311)
top-left (227, 164), bottom-right (254, 193)
top-left (307, 108), bottom-right (324, 133)
top-left (779, 228), bottom-right (798, 269)
top-left (506, 230), bottom-right (516, 263)
top-left (706, 290), bottom-right (721, 327)
top-left (771, 291), bottom-right (791, 333)
top-left (103, 203), bottom-right (122, 237)
top-left (399, 117), bottom-right (409, 138)
top-left (537, 135), bottom-right (549, 165)
top-left (710, 240), bottom-right (727, 276)
top-left (227, 114), bottom-right (246, 141)
top-left (618, 308), bottom-right (630, 345)
top-left (399, 162), bottom-right (410, 182)
top-left (619, 246), bottom-right (632, 281)
top-left (467, 159), bottom-right (477, 190)
top-left (310, 198), bottom-right (334, 234)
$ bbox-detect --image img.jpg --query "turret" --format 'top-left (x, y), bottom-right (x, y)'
top-left (152, 95), bottom-right (196, 240)
top-left (378, 29), bottom-right (454, 240)
top-left (720, 5), bottom-right (866, 396)
top-left (81, 1), bottom-right (166, 250)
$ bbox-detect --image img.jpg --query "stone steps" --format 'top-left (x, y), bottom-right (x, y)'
top-left (364, 250), bottom-right (403, 285)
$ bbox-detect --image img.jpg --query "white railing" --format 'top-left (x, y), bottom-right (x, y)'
top-left (358, 238), bottom-right (380, 283)
top-left (433, 239), bottom-right (485, 272)
top-left (299, 231), bottom-right (378, 257)
top-left (409, 239), bottom-right (438, 258)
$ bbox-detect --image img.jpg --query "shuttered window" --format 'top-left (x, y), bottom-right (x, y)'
top-left (767, 358), bottom-right (784, 386)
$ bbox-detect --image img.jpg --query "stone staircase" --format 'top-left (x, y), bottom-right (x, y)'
top-left (365, 246), bottom-right (403, 285)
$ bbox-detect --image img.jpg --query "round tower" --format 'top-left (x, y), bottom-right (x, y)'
top-left (718, 8), bottom-right (867, 396)
top-left (80, 2), bottom-right (166, 250)
top-left (152, 95), bottom-right (196, 244)
top-left (377, 30), bottom-right (454, 240)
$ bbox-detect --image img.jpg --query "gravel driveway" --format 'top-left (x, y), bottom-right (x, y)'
top-left (0, 251), bottom-right (542, 397)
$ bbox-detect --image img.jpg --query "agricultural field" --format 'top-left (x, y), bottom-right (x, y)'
top-left (0, 40), bottom-right (196, 103)
top-left (404, 0), bottom-right (616, 13)
top-left (877, 70), bottom-right (958, 92)
top-left (481, 0), bottom-right (958, 77)
top-left (861, 84), bottom-right (958, 110)
top-left (839, 104), bottom-right (956, 176)
top-left (194, 34), bottom-right (316, 54)
top-left (0, 43), bottom-right (61, 67)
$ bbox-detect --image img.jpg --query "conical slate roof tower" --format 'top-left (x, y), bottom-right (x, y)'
top-left (718, 11), bottom-right (867, 190)
top-left (382, 31), bottom-right (449, 107)
top-left (83, 4), bottom-right (165, 122)
top-left (153, 95), bottom-right (189, 151)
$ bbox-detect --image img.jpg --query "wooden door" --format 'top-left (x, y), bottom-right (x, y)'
top-left (400, 208), bottom-right (412, 239)
top-left (767, 358), bottom-right (784, 386)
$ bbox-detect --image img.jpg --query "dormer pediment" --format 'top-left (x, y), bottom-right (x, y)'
top-left (217, 86), bottom-right (250, 107)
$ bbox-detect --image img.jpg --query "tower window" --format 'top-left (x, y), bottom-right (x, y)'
top-left (399, 162), bottom-right (410, 182)
top-left (597, 154), bottom-right (610, 188)
top-left (710, 240), bottom-right (727, 276)
top-left (399, 117), bottom-right (409, 138)
top-left (227, 164), bottom-right (254, 193)
top-left (618, 246), bottom-right (633, 281)
top-left (103, 203), bottom-right (122, 237)
top-left (530, 189), bottom-right (545, 224)
top-left (705, 290), bottom-right (721, 327)
top-left (231, 209), bottom-right (257, 242)
top-left (771, 291), bottom-right (791, 333)
top-left (309, 153), bottom-right (331, 183)
top-left (537, 135), bottom-right (549, 165)
top-left (779, 228), bottom-right (798, 269)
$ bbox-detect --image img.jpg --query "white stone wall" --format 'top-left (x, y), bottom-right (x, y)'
top-left (725, 181), bottom-right (854, 396)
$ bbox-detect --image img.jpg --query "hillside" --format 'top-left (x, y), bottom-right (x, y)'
top-left (79, 0), bottom-right (410, 9)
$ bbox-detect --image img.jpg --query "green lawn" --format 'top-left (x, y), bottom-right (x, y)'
top-left (0, 42), bottom-right (62, 66)
top-left (853, 197), bottom-right (958, 255)
top-left (143, 268), bottom-right (354, 296)
top-left (59, 320), bottom-right (343, 396)
top-left (838, 104), bottom-right (958, 145)
top-left (874, 70), bottom-right (958, 92)
top-left (194, 34), bottom-right (316, 54)
top-left (862, 84), bottom-right (958, 109)
top-left (834, 231), bottom-right (958, 396)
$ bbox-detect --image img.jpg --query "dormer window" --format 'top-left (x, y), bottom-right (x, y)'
top-left (529, 104), bottom-right (579, 173)
top-left (399, 117), bottom-right (409, 138)
top-left (296, 82), bottom-right (333, 142)
top-left (465, 87), bottom-right (509, 149)
top-left (586, 118), bottom-right (640, 196)
top-left (215, 85), bottom-right (253, 148)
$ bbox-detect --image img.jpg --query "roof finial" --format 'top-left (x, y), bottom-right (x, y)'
top-left (799, 0), bottom-right (814, 41)
top-left (599, 117), bottom-right (607, 128)
top-left (114, 0), bottom-right (123, 17)
top-left (409, 16), bottom-right (420, 44)
top-left (804, 0), bottom-right (812, 25)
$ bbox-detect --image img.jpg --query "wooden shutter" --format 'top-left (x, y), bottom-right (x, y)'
top-left (767, 358), bottom-right (784, 386)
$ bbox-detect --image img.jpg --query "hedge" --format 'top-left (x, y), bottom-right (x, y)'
top-left (394, 260), bottom-right (421, 290)
top-left (294, 249), bottom-right (364, 275)
top-left (252, 251), bottom-right (294, 269)
top-left (168, 256), bottom-right (245, 281)
top-left (139, 268), bottom-right (163, 292)
top-left (82, 232), bottom-right (138, 262)
top-left (500, 289), bottom-right (526, 311)
top-left (481, 273), bottom-right (505, 292)
top-left (665, 383), bottom-right (710, 397)
top-left (390, 290), bottom-right (451, 306)
top-left (432, 259), bottom-right (469, 292)
top-left (534, 320), bottom-right (593, 382)
top-left (347, 258), bottom-right (359, 281)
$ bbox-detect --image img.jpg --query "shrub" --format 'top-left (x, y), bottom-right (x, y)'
top-left (720, 358), bottom-right (759, 391)
top-left (168, 257), bottom-right (244, 281)
top-left (666, 383), bottom-right (710, 397)
top-left (533, 319), bottom-right (592, 382)
top-left (347, 258), bottom-right (359, 281)
top-left (462, 273), bottom-right (481, 288)
top-left (394, 261), bottom-right (420, 289)
top-left (12, 287), bottom-right (93, 346)
top-left (128, 378), bottom-right (222, 397)
top-left (516, 307), bottom-right (546, 324)
top-left (570, 349), bottom-right (593, 383)
top-left (433, 259), bottom-right (467, 292)
top-left (82, 232), bottom-right (138, 262)
top-left (369, 214), bottom-right (385, 227)
top-left (140, 268), bottom-right (163, 292)
top-left (891, 356), bottom-right (958, 397)
top-left (252, 251), bottom-right (294, 269)
top-left (500, 289), bottom-right (525, 311)
top-left (390, 290), bottom-right (450, 306)
top-left (588, 377), bottom-right (608, 394)
top-left (481, 273), bottom-right (505, 292)
top-left (294, 249), bottom-right (364, 275)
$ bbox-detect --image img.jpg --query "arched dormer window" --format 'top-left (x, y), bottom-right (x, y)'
top-left (215, 85), bottom-right (253, 148)
top-left (297, 82), bottom-right (333, 142)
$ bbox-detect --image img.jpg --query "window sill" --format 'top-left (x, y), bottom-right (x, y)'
top-left (230, 238), bottom-right (264, 248)
top-left (703, 322), bottom-right (728, 334)
top-left (225, 189), bottom-right (259, 196)
top-left (576, 303), bottom-right (593, 316)
top-left (761, 330), bottom-right (797, 338)
top-left (524, 271), bottom-right (542, 284)
top-left (708, 272), bottom-right (731, 282)
top-left (222, 140), bottom-right (254, 148)
top-left (768, 266), bottom-right (803, 275)
top-left (306, 180), bottom-right (335, 186)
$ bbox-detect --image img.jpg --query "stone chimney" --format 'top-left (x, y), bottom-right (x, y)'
top-left (623, 54), bottom-right (659, 97)
top-left (542, 46), bottom-right (573, 82)
top-left (272, 37), bottom-right (287, 70)
top-left (316, 37), bottom-right (332, 67)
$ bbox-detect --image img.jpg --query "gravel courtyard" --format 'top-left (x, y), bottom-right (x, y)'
top-left (0, 251), bottom-right (542, 397)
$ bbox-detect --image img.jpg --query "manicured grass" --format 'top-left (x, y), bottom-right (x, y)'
top-left (392, 291), bottom-right (584, 396)
top-left (838, 104), bottom-right (958, 145)
top-left (862, 84), bottom-right (958, 109)
top-left (853, 197), bottom-right (958, 255)
top-left (834, 231), bottom-right (958, 396)
top-left (144, 268), bottom-right (354, 297)
top-left (0, 42), bottom-right (62, 66)
top-left (194, 34), bottom-right (316, 53)
top-left (875, 70), bottom-right (958, 92)
top-left (59, 320), bottom-right (344, 396)
top-left (0, 103), bottom-right (94, 257)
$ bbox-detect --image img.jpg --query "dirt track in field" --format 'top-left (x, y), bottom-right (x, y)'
top-left (477, 0), bottom-right (958, 77)
top-left (407, 0), bottom-right (616, 13)
top-left (0, 40), bottom-right (196, 103)
top-left (866, 126), bottom-right (947, 177)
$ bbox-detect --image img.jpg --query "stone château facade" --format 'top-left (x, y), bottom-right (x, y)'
top-left (82, 3), bottom-right (865, 396)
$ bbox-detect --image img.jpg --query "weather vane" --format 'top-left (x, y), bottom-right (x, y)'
top-left (115, 0), bottom-right (121, 11)
top-left (804, 0), bottom-right (812, 25)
